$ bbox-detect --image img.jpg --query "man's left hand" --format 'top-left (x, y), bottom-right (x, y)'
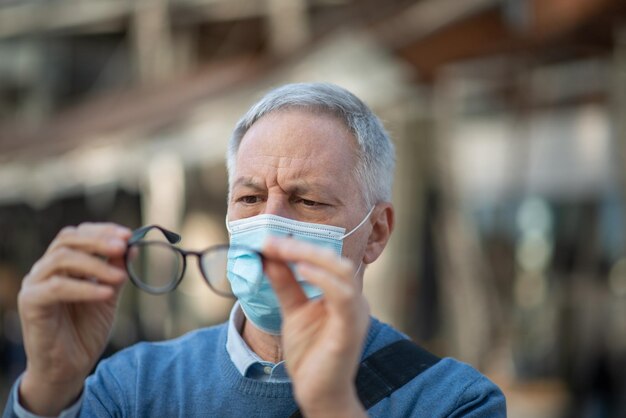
top-left (262, 236), bottom-right (369, 418)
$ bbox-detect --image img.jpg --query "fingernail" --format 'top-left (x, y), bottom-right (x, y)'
top-left (116, 226), bottom-right (132, 236)
top-left (266, 236), bottom-right (286, 247)
top-left (109, 239), bottom-right (125, 249)
top-left (97, 286), bottom-right (114, 296)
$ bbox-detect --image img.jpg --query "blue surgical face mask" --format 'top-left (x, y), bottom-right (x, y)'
top-left (226, 207), bottom-right (374, 335)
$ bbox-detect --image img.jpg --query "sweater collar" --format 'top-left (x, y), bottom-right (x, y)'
top-left (225, 302), bottom-right (384, 378)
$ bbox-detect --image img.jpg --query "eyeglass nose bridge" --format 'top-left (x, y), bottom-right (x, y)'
top-left (167, 247), bottom-right (205, 293)
top-left (182, 250), bottom-right (213, 289)
top-left (162, 245), bottom-right (238, 298)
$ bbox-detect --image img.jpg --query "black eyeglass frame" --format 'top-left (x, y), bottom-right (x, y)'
top-left (124, 224), bottom-right (264, 296)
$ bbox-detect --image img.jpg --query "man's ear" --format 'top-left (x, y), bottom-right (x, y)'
top-left (363, 203), bottom-right (394, 264)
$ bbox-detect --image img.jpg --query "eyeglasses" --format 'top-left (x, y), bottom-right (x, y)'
top-left (124, 225), bottom-right (263, 296)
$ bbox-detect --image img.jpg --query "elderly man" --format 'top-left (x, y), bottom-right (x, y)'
top-left (4, 83), bottom-right (505, 417)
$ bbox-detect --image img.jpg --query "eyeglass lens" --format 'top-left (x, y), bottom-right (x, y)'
top-left (199, 246), bottom-right (239, 296)
top-left (127, 242), bottom-right (185, 293)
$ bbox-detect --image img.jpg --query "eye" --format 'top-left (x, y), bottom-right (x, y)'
top-left (295, 198), bottom-right (322, 207)
top-left (238, 195), bottom-right (262, 204)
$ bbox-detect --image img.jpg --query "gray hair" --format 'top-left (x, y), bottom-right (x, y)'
top-left (227, 82), bottom-right (395, 205)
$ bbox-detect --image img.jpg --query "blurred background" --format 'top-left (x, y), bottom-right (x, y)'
top-left (1, 0), bottom-right (625, 416)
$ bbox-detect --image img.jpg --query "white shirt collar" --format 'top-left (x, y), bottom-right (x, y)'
top-left (226, 302), bottom-right (285, 377)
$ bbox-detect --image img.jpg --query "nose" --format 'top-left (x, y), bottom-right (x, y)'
top-left (263, 195), bottom-right (292, 218)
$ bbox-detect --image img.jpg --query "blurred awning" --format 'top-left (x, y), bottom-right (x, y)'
top-left (374, 0), bottom-right (626, 80)
top-left (0, 31), bottom-right (414, 206)
top-left (0, 54), bottom-right (266, 206)
top-left (0, 0), bottom-right (329, 39)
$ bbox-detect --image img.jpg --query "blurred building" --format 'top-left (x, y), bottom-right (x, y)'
top-left (1, 1), bottom-right (626, 417)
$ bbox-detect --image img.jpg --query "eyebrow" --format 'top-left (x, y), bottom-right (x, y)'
top-left (232, 177), bottom-right (266, 191)
top-left (287, 180), bottom-right (317, 196)
top-left (232, 177), bottom-right (320, 194)
top-left (232, 176), bottom-right (343, 204)
top-left (288, 180), bottom-right (344, 205)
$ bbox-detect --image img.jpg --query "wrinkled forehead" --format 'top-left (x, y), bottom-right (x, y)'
top-left (233, 109), bottom-right (360, 180)
top-left (236, 107), bottom-right (359, 163)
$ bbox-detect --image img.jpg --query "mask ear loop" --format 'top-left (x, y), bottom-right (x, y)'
top-left (353, 260), bottom-right (364, 279)
top-left (225, 214), bottom-right (232, 234)
top-left (341, 206), bottom-right (376, 239)
top-left (343, 206), bottom-right (375, 280)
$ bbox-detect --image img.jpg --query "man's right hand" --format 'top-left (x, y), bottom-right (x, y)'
top-left (17, 223), bottom-right (131, 416)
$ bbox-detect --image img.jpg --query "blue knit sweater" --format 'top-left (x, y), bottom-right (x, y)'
top-left (4, 318), bottom-right (506, 417)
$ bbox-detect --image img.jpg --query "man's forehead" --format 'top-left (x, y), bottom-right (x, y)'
top-left (233, 150), bottom-right (345, 187)
top-left (231, 109), bottom-right (360, 194)
top-left (237, 143), bottom-right (347, 177)
top-left (236, 153), bottom-right (310, 169)
top-left (237, 109), bottom-right (356, 155)
top-left (233, 175), bottom-right (331, 192)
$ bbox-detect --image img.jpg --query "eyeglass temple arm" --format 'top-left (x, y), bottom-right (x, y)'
top-left (129, 225), bottom-right (181, 245)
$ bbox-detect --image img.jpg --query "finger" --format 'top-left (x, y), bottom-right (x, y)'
top-left (28, 248), bottom-right (127, 285)
top-left (47, 223), bottom-right (131, 257)
top-left (263, 237), bottom-right (355, 281)
top-left (25, 275), bottom-right (115, 305)
top-left (109, 254), bottom-right (127, 271)
top-left (76, 222), bottom-right (132, 239)
top-left (263, 257), bottom-right (308, 316)
top-left (295, 262), bottom-right (357, 314)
